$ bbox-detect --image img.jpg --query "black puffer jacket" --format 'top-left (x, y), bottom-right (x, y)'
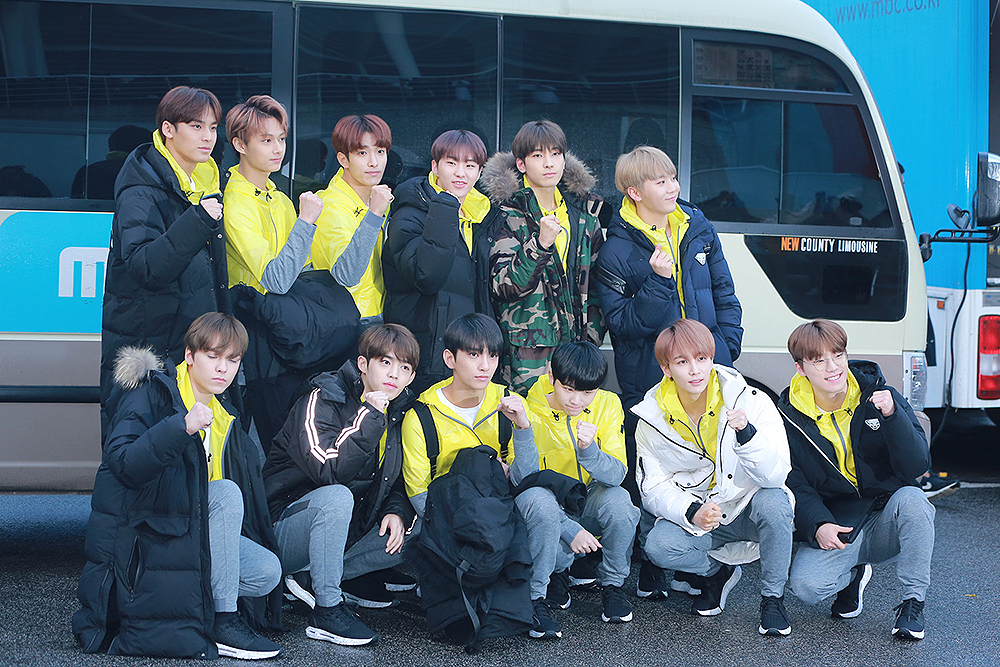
top-left (74, 348), bottom-right (279, 658)
top-left (382, 176), bottom-right (504, 393)
top-left (100, 143), bottom-right (230, 406)
top-left (594, 201), bottom-right (742, 408)
top-left (776, 360), bottom-right (929, 547)
top-left (264, 361), bottom-right (416, 547)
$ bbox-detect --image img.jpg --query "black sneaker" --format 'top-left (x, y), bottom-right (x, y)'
top-left (920, 471), bottom-right (960, 499)
top-left (342, 572), bottom-right (396, 608)
top-left (284, 571), bottom-right (315, 609)
top-left (636, 560), bottom-right (669, 599)
top-left (375, 568), bottom-right (417, 592)
top-left (306, 603), bottom-right (378, 646)
top-left (831, 563), bottom-right (872, 619)
top-left (214, 612), bottom-right (282, 660)
top-left (568, 555), bottom-right (598, 587)
top-left (528, 598), bottom-right (562, 639)
top-left (892, 598), bottom-right (925, 640)
top-left (758, 595), bottom-right (792, 637)
top-left (601, 585), bottom-right (633, 623)
top-left (670, 570), bottom-right (703, 596)
top-left (545, 569), bottom-right (572, 609)
top-left (692, 564), bottom-right (741, 616)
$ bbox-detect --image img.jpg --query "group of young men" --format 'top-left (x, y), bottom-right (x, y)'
top-left (74, 86), bottom-right (938, 660)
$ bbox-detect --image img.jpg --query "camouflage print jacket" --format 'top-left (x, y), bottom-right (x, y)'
top-left (480, 152), bottom-right (606, 352)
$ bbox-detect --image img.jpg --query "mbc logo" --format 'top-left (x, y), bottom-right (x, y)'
top-left (58, 247), bottom-right (109, 298)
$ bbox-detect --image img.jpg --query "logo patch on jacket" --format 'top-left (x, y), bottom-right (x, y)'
top-left (695, 252), bottom-right (707, 265)
top-left (865, 418), bottom-right (881, 431)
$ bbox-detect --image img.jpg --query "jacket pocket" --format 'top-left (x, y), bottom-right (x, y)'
top-left (124, 536), bottom-right (144, 599)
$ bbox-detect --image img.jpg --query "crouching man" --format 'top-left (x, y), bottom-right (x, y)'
top-left (634, 319), bottom-right (794, 636)
top-left (75, 313), bottom-right (283, 660)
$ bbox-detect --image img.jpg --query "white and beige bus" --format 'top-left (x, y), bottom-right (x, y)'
top-left (0, 0), bottom-right (925, 491)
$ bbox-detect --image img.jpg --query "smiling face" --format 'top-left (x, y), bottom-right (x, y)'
top-left (631, 173), bottom-right (680, 218)
top-left (184, 345), bottom-right (241, 400)
top-left (661, 352), bottom-right (714, 402)
top-left (546, 373), bottom-right (598, 417)
top-left (234, 115), bottom-right (286, 177)
top-left (358, 352), bottom-right (415, 401)
top-left (795, 347), bottom-right (850, 399)
top-left (444, 347), bottom-right (499, 393)
top-left (516, 145), bottom-right (565, 190)
top-left (338, 131), bottom-right (387, 193)
top-left (161, 106), bottom-right (218, 175)
top-left (431, 153), bottom-right (482, 203)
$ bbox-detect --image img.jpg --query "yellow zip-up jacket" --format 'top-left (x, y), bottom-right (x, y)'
top-left (619, 196), bottom-right (689, 314)
top-left (223, 167), bottom-right (307, 292)
top-left (789, 372), bottom-right (861, 487)
top-left (524, 374), bottom-right (627, 486)
top-left (310, 168), bottom-right (386, 317)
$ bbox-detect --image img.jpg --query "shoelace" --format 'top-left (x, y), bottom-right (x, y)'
top-left (894, 599), bottom-right (923, 622)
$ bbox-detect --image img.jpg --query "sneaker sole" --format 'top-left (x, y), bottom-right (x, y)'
top-left (924, 482), bottom-right (959, 499)
top-left (758, 624), bottom-right (792, 637)
top-left (694, 566), bottom-right (741, 617)
top-left (545, 595), bottom-right (571, 610)
top-left (636, 588), bottom-right (667, 599)
top-left (669, 581), bottom-right (702, 596)
top-left (305, 625), bottom-right (376, 646)
top-left (384, 582), bottom-right (417, 592)
top-left (833, 564), bottom-right (872, 619)
top-left (343, 592), bottom-right (395, 609)
top-left (602, 611), bottom-right (633, 623)
top-left (285, 575), bottom-right (316, 609)
top-left (892, 626), bottom-right (925, 640)
top-left (216, 642), bottom-right (281, 660)
top-left (528, 629), bottom-right (562, 639)
top-left (568, 576), bottom-right (598, 587)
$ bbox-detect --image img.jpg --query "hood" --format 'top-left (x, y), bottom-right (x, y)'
top-left (113, 346), bottom-right (164, 391)
top-left (778, 359), bottom-right (885, 409)
top-left (391, 175), bottom-right (435, 214)
top-left (478, 151), bottom-right (596, 205)
top-left (631, 363), bottom-right (749, 425)
top-left (114, 142), bottom-right (184, 201)
top-left (607, 199), bottom-right (709, 245)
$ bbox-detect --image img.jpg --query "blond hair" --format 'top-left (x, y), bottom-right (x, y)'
top-left (615, 146), bottom-right (677, 200)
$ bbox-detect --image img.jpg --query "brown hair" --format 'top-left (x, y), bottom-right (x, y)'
top-left (654, 319), bottom-right (716, 368)
top-left (226, 95), bottom-right (288, 147)
top-left (615, 146), bottom-right (677, 200)
top-left (431, 130), bottom-right (487, 167)
top-left (358, 323), bottom-right (419, 368)
top-left (156, 86), bottom-right (222, 135)
top-left (511, 119), bottom-right (567, 162)
top-left (787, 319), bottom-right (848, 364)
top-left (184, 312), bottom-right (248, 357)
top-left (331, 114), bottom-right (392, 158)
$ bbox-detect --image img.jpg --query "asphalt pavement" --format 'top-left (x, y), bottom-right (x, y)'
top-left (1, 411), bottom-right (998, 667)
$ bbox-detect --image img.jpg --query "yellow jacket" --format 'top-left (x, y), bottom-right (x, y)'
top-left (619, 196), bottom-right (689, 313)
top-left (401, 379), bottom-right (514, 500)
top-left (789, 372), bottom-right (861, 487)
top-left (524, 375), bottom-right (627, 486)
top-left (310, 168), bottom-right (385, 317)
top-left (223, 166), bottom-right (304, 292)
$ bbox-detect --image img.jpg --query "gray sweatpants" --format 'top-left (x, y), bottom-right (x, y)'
top-left (272, 484), bottom-right (409, 607)
top-left (515, 484), bottom-right (639, 600)
top-left (208, 479), bottom-right (282, 613)
top-left (788, 485), bottom-right (935, 603)
top-left (642, 487), bottom-right (794, 598)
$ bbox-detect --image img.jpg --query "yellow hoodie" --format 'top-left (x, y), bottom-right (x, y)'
top-left (619, 197), bottom-right (689, 314)
top-left (789, 372), bottom-right (861, 487)
top-left (152, 130), bottom-right (219, 205)
top-left (524, 175), bottom-right (570, 269)
top-left (311, 168), bottom-right (385, 317)
top-left (223, 166), bottom-right (304, 292)
top-left (654, 369), bottom-right (724, 488)
top-left (429, 172), bottom-right (491, 253)
top-left (524, 374), bottom-right (626, 485)
top-left (176, 360), bottom-right (235, 482)
top-left (401, 378), bottom-right (512, 499)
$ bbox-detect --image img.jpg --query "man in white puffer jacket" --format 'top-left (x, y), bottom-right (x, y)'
top-left (633, 319), bottom-right (794, 637)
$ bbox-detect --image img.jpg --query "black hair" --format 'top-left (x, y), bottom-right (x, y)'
top-left (550, 341), bottom-right (607, 391)
top-left (443, 313), bottom-right (503, 357)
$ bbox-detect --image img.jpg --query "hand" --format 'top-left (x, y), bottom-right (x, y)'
top-left (537, 214), bottom-right (562, 249)
top-left (499, 394), bottom-right (531, 430)
top-left (200, 197), bottom-right (223, 221)
top-left (726, 408), bottom-right (748, 431)
top-left (185, 402), bottom-right (214, 435)
top-left (364, 391), bottom-right (389, 413)
top-left (298, 191), bottom-right (324, 225)
top-left (815, 522), bottom-right (851, 550)
top-left (570, 528), bottom-right (602, 554)
top-left (869, 390), bottom-right (895, 417)
top-left (369, 184), bottom-right (394, 217)
top-left (692, 501), bottom-right (722, 531)
top-left (649, 244), bottom-right (674, 278)
top-left (575, 421), bottom-right (597, 449)
top-left (380, 513), bottom-right (405, 554)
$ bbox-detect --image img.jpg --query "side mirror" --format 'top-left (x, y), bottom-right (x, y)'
top-left (975, 152), bottom-right (1000, 227)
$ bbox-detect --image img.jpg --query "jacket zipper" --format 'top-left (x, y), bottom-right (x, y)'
top-left (777, 405), bottom-right (861, 497)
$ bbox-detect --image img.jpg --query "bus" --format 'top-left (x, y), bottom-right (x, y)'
top-left (0, 0), bottom-right (926, 491)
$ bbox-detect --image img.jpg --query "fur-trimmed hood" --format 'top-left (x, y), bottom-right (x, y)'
top-left (112, 346), bottom-right (164, 391)
top-left (478, 151), bottom-right (596, 205)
